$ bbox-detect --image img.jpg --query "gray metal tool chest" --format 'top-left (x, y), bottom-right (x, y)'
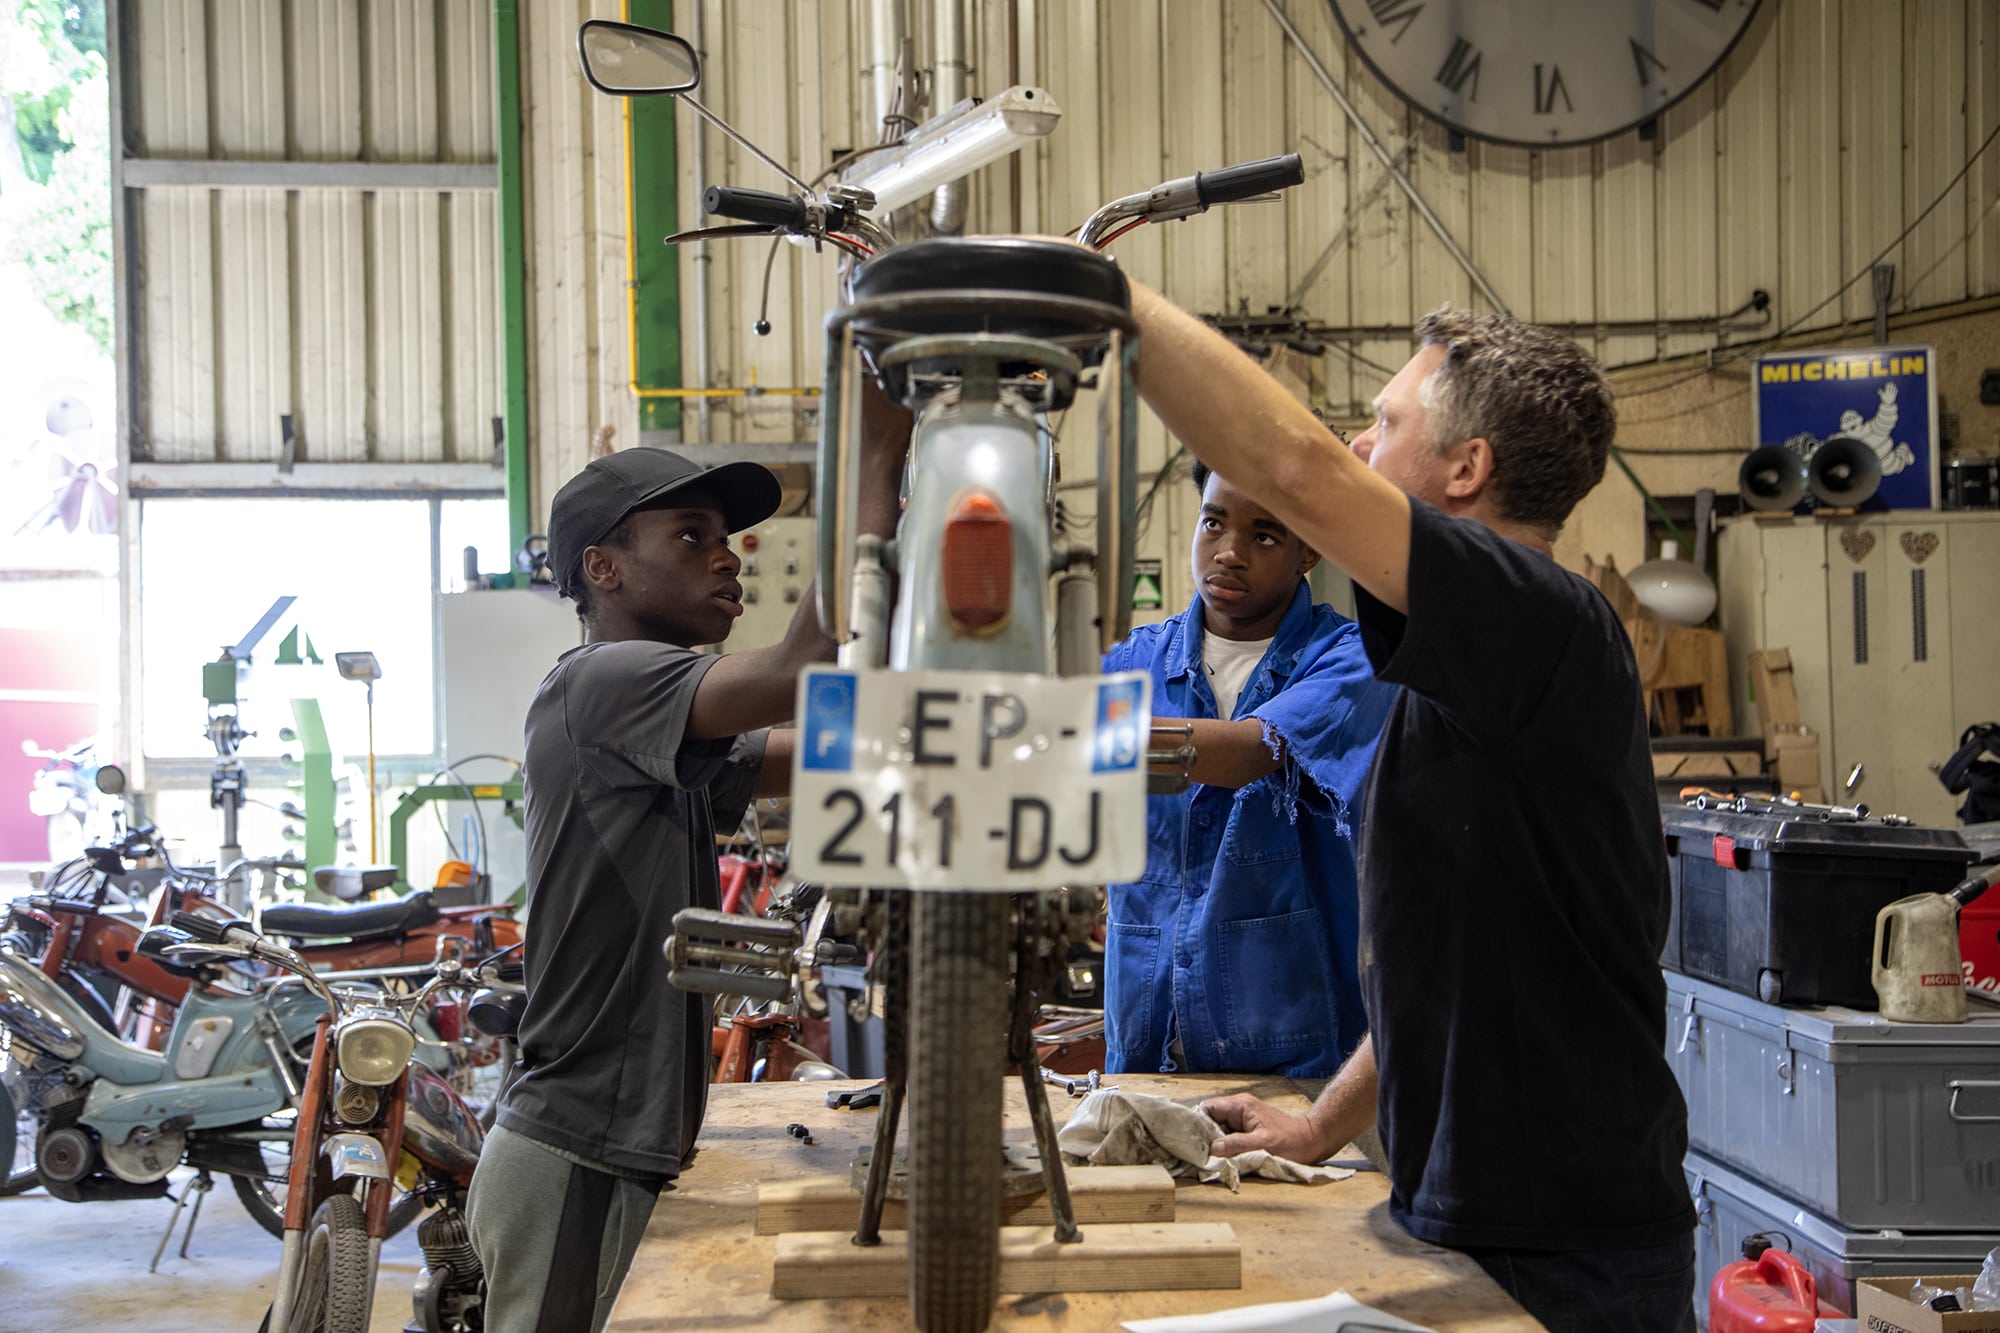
top-left (1686, 1152), bottom-right (2000, 1325)
top-left (1667, 971), bottom-right (2000, 1230)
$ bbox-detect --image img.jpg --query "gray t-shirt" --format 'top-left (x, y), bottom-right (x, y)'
top-left (495, 639), bottom-right (764, 1177)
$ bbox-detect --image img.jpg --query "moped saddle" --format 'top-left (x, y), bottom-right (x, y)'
top-left (847, 237), bottom-right (1131, 348)
top-left (262, 889), bottom-right (442, 942)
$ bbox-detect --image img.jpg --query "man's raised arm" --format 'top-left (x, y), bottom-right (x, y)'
top-left (1130, 281), bottom-right (1414, 612)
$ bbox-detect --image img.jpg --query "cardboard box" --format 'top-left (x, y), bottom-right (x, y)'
top-left (1854, 1275), bottom-right (2000, 1333)
top-left (1749, 646), bottom-right (1803, 739)
top-left (1771, 725), bottom-right (1823, 795)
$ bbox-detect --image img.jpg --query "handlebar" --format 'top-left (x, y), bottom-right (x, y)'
top-left (703, 185), bottom-right (809, 230)
top-left (1076, 152), bottom-right (1305, 248)
top-left (171, 909), bottom-right (251, 947)
top-left (1195, 153), bottom-right (1304, 206)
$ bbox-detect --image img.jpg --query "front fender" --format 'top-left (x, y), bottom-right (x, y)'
top-left (0, 950), bottom-right (89, 1059)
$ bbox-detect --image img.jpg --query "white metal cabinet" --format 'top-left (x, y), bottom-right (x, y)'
top-left (1717, 510), bottom-right (2000, 826)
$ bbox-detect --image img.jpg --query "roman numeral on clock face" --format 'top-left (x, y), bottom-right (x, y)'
top-left (1435, 36), bottom-right (1482, 100)
top-left (1365, 0), bottom-right (1424, 44)
top-left (1534, 63), bottom-right (1573, 115)
top-left (1631, 38), bottom-right (1669, 86)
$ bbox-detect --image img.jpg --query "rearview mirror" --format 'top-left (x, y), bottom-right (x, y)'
top-left (577, 20), bottom-right (699, 96)
top-left (94, 764), bottom-right (125, 796)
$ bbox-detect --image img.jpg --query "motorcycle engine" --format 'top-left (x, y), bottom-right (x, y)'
top-left (412, 1204), bottom-right (485, 1332)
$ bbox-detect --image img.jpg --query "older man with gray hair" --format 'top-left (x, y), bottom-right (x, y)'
top-left (1125, 290), bottom-right (1695, 1333)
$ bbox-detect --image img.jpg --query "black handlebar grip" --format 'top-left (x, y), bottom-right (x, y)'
top-left (702, 185), bottom-right (809, 230)
top-left (170, 910), bottom-right (246, 944)
top-left (1195, 153), bottom-right (1305, 207)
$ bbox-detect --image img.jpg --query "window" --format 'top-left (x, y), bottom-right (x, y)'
top-left (138, 498), bottom-right (446, 760)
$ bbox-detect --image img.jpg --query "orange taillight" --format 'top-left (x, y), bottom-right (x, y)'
top-left (941, 491), bottom-right (1011, 631)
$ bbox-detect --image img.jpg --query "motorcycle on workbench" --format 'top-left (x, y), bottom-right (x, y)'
top-left (579, 21), bottom-right (1294, 1332)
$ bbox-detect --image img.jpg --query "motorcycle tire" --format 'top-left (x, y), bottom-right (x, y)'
top-left (906, 893), bottom-right (1010, 1333)
top-left (286, 1192), bottom-right (373, 1333)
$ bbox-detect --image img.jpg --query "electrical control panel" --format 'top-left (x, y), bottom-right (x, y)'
top-left (725, 515), bottom-right (818, 652)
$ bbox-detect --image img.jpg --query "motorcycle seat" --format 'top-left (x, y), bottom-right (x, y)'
top-left (262, 889), bottom-right (443, 942)
top-left (847, 237), bottom-right (1131, 348)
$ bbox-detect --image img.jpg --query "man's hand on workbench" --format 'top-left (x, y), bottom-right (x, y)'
top-left (1202, 1092), bottom-right (1336, 1163)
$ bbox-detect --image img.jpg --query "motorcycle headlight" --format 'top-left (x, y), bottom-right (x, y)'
top-left (334, 1015), bottom-right (417, 1086)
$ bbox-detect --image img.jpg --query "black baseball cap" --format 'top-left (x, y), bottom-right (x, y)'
top-left (547, 447), bottom-right (784, 598)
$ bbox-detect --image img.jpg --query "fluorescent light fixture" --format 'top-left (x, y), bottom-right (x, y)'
top-left (842, 86), bottom-right (1061, 216)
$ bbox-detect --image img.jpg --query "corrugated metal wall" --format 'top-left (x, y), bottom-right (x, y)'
top-left (657, 0), bottom-right (1999, 422)
top-left (127, 0), bottom-right (500, 465)
top-left (126, 0), bottom-right (2000, 561)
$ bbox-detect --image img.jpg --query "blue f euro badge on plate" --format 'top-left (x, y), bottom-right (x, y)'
top-left (800, 671), bottom-right (857, 772)
top-left (1091, 677), bottom-right (1144, 773)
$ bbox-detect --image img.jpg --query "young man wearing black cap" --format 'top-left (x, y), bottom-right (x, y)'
top-left (466, 397), bottom-right (905, 1333)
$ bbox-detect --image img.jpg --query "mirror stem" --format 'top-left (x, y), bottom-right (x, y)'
top-left (677, 91), bottom-right (813, 195)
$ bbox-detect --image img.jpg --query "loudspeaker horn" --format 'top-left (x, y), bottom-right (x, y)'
top-left (1739, 444), bottom-right (1808, 511)
top-left (1806, 434), bottom-right (1882, 508)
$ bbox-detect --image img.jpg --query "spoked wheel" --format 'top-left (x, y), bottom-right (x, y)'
top-left (230, 1111), bottom-right (425, 1240)
top-left (285, 1192), bottom-right (373, 1333)
top-left (444, 1033), bottom-right (514, 1129)
top-left (906, 893), bottom-right (1011, 1333)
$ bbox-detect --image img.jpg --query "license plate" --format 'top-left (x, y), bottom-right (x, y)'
top-left (789, 668), bottom-right (1151, 890)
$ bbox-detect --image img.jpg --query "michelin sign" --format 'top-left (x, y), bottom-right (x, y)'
top-left (1753, 345), bottom-right (1939, 510)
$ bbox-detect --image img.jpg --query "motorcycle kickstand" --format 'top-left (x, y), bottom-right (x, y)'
top-left (1018, 1056), bottom-right (1082, 1244)
top-left (850, 1074), bottom-right (905, 1247)
top-left (148, 1169), bottom-right (215, 1272)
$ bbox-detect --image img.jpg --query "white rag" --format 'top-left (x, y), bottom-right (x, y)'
top-left (1056, 1088), bottom-right (1354, 1190)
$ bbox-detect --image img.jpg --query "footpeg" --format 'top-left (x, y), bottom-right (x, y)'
top-left (665, 908), bottom-right (802, 1001)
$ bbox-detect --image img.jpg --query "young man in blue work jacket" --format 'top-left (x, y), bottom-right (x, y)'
top-left (1100, 458), bottom-right (1396, 1078)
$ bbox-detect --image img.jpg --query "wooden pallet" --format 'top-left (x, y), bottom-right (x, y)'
top-left (770, 1222), bottom-right (1241, 1299)
top-left (755, 1164), bottom-right (1177, 1234)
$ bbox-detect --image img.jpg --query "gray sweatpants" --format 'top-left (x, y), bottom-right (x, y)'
top-left (466, 1124), bottom-right (666, 1333)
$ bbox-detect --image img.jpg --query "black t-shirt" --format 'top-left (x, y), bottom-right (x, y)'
top-left (1352, 500), bottom-right (1693, 1251)
top-left (496, 640), bottom-right (763, 1178)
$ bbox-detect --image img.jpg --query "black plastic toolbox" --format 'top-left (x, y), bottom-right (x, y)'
top-left (1660, 804), bottom-right (1973, 1007)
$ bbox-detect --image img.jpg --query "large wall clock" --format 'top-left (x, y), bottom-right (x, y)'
top-left (1326, 0), bottom-right (1762, 148)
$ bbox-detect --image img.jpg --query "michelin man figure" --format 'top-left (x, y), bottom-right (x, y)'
top-left (1839, 382), bottom-right (1915, 476)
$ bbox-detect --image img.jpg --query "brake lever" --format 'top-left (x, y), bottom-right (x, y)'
top-left (660, 223), bottom-right (783, 246)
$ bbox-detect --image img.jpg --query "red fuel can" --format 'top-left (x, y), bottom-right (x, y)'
top-left (1709, 1237), bottom-right (1824, 1333)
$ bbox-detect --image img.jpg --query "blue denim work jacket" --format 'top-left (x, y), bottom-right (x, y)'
top-left (1100, 583), bottom-right (1395, 1078)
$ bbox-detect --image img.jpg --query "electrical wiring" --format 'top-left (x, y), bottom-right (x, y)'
top-left (1089, 218), bottom-right (1148, 250)
top-left (1617, 112), bottom-right (2000, 401)
top-left (416, 753), bottom-right (522, 892)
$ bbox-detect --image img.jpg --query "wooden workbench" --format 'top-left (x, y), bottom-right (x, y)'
top-left (608, 1074), bottom-right (1541, 1331)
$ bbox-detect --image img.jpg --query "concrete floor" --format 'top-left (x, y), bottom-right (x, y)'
top-left (0, 1170), bottom-right (425, 1332)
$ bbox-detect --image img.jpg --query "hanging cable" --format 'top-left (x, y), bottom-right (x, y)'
top-left (1618, 112), bottom-right (2000, 400)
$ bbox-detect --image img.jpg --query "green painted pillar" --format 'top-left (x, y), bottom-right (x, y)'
top-left (496, 0), bottom-right (532, 555)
